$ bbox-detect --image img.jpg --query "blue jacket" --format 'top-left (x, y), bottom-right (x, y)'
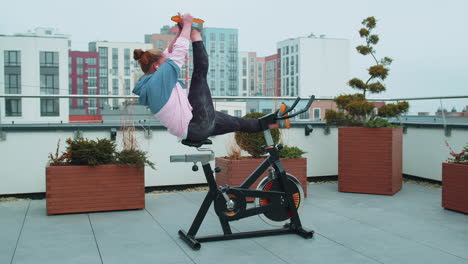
top-left (132, 58), bottom-right (186, 114)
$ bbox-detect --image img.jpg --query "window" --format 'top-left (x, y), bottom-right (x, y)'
top-left (249, 63), bottom-right (254, 77)
top-left (219, 42), bottom-right (225, 53)
top-left (77, 78), bottom-right (84, 94)
top-left (257, 63), bottom-right (263, 81)
top-left (5, 74), bottom-right (21, 94)
top-left (296, 55), bottom-right (299, 73)
top-left (86, 57), bottom-right (96, 65)
top-left (313, 108), bottom-right (321, 120)
top-left (88, 78), bottom-right (96, 88)
top-left (5, 99), bottom-right (21, 116)
top-left (285, 57), bottom-right (289, 75)
top-left (40, 99), bottom-right (59, 116)
top-left (262, 109), bottom-right (272, 114)
top-left (234, 110), bottom-right (242, 117)
top-left (291, 56), bottom-right (294, 75)
top-left (219, 34), bottom-right (225, 41)
top-left (88, 88), bottom-right (97, 95)
top-left (157, 40), bottom-right (163, 50)
top-left (40, 74), bottom-right (59, 94)
top-left (112, 48), bottom-right (118, 75)
top-left (258, 83), bottom-right (263, 93)
top-left (40, 52), bottom-right (58, 67)
top-left (296, 76), bottom-right (299, 93)
top-left (68, 57), bottom-right (72, 75)
top-left (89, 98), bottom-right (97, 107)
top-left (125, 79), bottom-right (130, 95)
top-left (242, 58), bottom-right (247, 76)
top-left (242, 79), bottom-right (247, 91)
top-left (100, 78), bottom-right (108, 91)
top-left (220, 69), bottom-right (225, 79)
top-left (220, 80), bottom-right (225, 91)
top-left (299, 110), bottom-right (310, 120)
top-left (250, 57), bottom-right (254, 63)
top-left (250, 79), bottom-right (254, 91)
top-left (69, 77), bottom-right (72, 94)
top-left (221, 110), bottom-right (228, 114)
top-left (210, 33), bottom-right (216, 41)
top-left (77, 57), bottom-right (83, 75)
top-left (112, 79), bottom-right (119, 95)
top-left (4, 51), bottom-right (21, 66)
top-left (87, 68), bottom-right (96, 77)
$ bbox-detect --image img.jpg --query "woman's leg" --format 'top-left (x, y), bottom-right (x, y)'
top-left (186, 39), bottom-right (216, 141)
top-left (210, 111), bottom-right (263, 136)
top-left (186, 31), bottom-right (263, 140)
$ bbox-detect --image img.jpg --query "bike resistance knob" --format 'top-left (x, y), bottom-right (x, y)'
top-left (192, 164), bottom-right (199, 172)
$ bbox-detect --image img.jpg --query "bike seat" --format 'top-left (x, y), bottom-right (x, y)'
top-left (181, 139), bottom-right (213, 148)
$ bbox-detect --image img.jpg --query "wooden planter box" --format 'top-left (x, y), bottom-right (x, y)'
top-left (215, 157), bottom-right (307, 201)
top-left (338, 127), bottom-right (403, 195)
top-left (46, 164), bottom-right (145, 215)
top-left (442, 163), bottom-right (468, 213)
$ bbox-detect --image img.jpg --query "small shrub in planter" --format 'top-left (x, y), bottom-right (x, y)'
top-left (442, 141), bottom-right (467, 213)
top-left (325, 16), bottom-right (407, 195)
top-left (46, 137), bottom-right (154, 215)
top-left (216, 113), bottom-right (308, 199)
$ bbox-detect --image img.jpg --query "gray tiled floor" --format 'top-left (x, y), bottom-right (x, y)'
top-left (1, 183), bottom-right (467, 264)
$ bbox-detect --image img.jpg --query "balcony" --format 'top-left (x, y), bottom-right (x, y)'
top-left (0, 95), bottom-right (467, 263)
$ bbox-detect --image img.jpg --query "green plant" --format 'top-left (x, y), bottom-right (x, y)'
top-left (363, 117), bottom-right (397, 128)
top-left (48, 137), bottom-right (155, 169)
top-left (115, 149), bottom-right (155, 170)
top-left (325, 16), bottom-right (409, 126)
top-left (279, 145), bottom-right (306, 159)
top-left (445, 141), bottom-right (468, 165)
top-left (234, 112), bottom-right (280, 158)
top-left (67, 138), bottom-right (116, 166)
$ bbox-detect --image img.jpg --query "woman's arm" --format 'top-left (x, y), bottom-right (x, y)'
top-left (179, 14), bottom-right (193, 40)
top-left (167, 28), bottom-right (181, 54)
top-left (167, 14), bottom-right (183, 54)
top-left (167, 14), bottom-right (194, 68)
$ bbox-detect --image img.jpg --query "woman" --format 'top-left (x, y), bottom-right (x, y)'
top-left (133, 13), bottom-right (275, 142)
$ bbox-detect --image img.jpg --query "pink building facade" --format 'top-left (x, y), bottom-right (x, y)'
top-left (68, 51), bottom-right (101, 123)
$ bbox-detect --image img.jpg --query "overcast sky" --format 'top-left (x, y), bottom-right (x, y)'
top-left (1, 0), bottom-right (467, 112)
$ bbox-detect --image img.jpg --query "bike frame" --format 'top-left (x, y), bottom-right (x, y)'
top-left (178, 96), bottom-right (316, 250)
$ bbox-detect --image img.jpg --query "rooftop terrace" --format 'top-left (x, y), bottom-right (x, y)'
top-left (1, 182), bottom-right (467, 264)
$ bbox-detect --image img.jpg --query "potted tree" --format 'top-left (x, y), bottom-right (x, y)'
top-left (215, 112), bottom-right (308, 201)
top-left (46, 136), bottom-right (155, 215)
top-left (442, 141), bottom-right (467, 213)
top-left (325, 17), bottom-right (409, 195)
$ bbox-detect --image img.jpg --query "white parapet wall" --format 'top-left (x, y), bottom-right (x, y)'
top-left (0, 125), bottom-right (466, 195)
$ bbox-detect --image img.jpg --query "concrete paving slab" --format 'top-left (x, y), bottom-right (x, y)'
top-left (11, 200), bottom-right (101, 264)
top-left (89, 209), bottom-right (191, 264)
top-left (0, 201), bottom-right (30, 264)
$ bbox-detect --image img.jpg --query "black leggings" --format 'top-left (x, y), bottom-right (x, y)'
top-left (186, 41), bottom-right (261, 141)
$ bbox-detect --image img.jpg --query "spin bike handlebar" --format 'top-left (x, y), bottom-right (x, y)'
top-left (277, 95), bottom-right (315, 120)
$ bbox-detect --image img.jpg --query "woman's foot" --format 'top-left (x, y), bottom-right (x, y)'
top-left (191, 29), bottom-right (202, 42)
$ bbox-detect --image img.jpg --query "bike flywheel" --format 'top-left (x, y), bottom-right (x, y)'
top-left (254, 173), bottom-right (304, 226)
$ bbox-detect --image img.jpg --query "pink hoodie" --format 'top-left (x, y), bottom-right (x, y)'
top-left (154, 37), bottom-right (193, 140)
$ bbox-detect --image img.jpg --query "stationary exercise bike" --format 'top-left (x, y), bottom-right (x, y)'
top-left (170, 95), bottom-right (316, 250)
